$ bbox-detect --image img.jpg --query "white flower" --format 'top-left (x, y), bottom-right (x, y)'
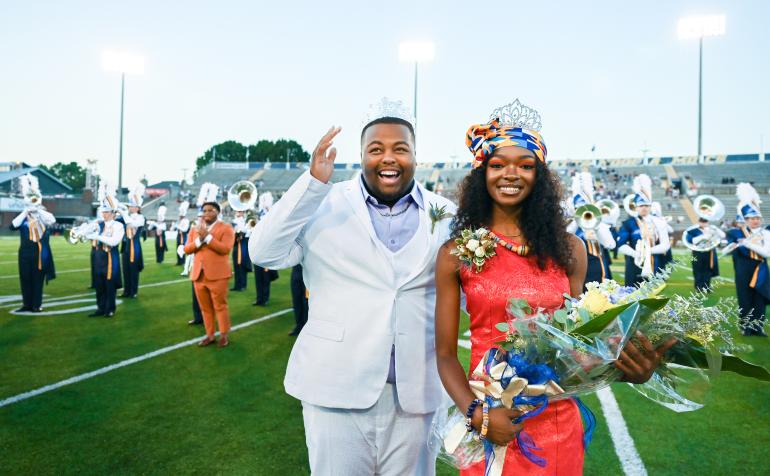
top-left (474, 247), bottom-right (486, 258)
top-left (477, 227), bottom-right (489, 236)
top-left (466, 239), bottom-right (480, 252)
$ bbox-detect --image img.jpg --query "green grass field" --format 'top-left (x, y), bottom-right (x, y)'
top-left (0, 236), bottom-right (768, 475)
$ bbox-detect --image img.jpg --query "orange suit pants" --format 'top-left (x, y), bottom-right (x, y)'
top-left (193, 271), bottom-right (231, 337)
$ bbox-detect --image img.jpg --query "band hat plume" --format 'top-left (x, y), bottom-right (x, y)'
top-left (97, 180), bottom-right (118, 213)
top-left (466, 99), bottom-right (547, 169)
top-left (736, 182), bottom-right (762, 219)
top-left (127, 183), bottom-right (145, 208)
top-left (632, 174), bottom-right (653, 206)
top-left (571, 171), bottom-right (595, 209)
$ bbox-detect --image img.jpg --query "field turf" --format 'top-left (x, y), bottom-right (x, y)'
top-left (0, 236), bottom-right (768, 475)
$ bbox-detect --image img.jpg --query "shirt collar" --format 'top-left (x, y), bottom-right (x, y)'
top-left (358, 175), bottom-right (424, 210)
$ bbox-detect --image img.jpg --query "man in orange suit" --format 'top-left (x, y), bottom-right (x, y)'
top-left (184, 201), bottom-right (235, 348)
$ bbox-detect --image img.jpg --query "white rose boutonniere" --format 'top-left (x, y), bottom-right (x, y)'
top-left (450, 227), bottom-right (497, 272)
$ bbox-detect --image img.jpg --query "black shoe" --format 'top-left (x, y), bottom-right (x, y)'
top-left (14, 307), bottom-right (32, 313)
top-left (130, 295), bottom-right (137, 299)
top-left (31, 308), bottom-right (43, 313)
top-left (188, 319), bottom-right (203, 325)
top-left (756, 329), bottom-right (768, 337)
top-left (105, 312), bottom-right (114, 318)
top-left (252, 301), bottom-right (261, 306)
top-left (88, 312), bottom-right (105, 318)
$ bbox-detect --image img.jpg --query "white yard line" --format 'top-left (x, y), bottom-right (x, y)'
top-left (596, 387), bottom-right (648, 476)
top-left (0, 268), bottom-right (90, 279)
top-left (1, 278), bottom-right (190, 309)
top-left (0, 308), bottom-right (293, 408)
top-left (0, 256), bottom-right (86, 265)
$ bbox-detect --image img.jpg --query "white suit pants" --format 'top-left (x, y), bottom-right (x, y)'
top-left (301, 383), bottom-right (436, 476)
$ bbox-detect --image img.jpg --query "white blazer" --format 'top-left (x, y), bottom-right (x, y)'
top-left (249, 171), bottom-right (456, 414)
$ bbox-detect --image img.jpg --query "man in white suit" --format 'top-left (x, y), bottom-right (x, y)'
top-left (249, 103), bottom-right (456, 475)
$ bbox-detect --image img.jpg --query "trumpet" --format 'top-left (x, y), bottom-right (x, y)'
top-left (68, 220), bottom-right (100, 244)
top-left (720, 230), bottom-right (764, 257)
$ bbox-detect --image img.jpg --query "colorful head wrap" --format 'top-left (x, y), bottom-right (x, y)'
top-left (466, 118), bottom-right (548, 169)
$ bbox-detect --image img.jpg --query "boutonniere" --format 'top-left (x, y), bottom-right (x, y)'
top-left (450, 227), bottom-right (497, 272)
top-left (429, 203), bottom-right (452, 234)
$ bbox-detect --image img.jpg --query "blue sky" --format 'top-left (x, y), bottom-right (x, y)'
top-left (1, 1), bottom-right (768, 186)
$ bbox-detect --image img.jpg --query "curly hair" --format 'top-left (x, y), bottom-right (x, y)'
top-left (451, 160), bottom-right (573, 271)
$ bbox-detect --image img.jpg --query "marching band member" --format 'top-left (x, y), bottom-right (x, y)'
top-left (566, 172), bottom-right (616, 289)
top-left (184, 183), bottom-right (235, 347)
top-left (119, 184), bottom-right (146, 298)
top-left (726, 183), bottom-right (770, 336)
top-left (151, 204), bottom-right (168, 263)
top-left (651, 201), bottom-right (674, 269)
top-left (230, 210), bottom-right (252, 291)
top-left (177, 203), bottom-right (203, 325)
top-left (257, 190), bottom-right (273, 218)
top-left (686, 217), bottom-right (724, 292)
top-left (10, 174), bottom-right (56, 313)
top-left (86, 183), bottom-right (124, 318)
top-left (175, 201), bottom-right (191, 266)
top-left (88, 214), bottom-right (103, 289)
top-left (617, 174), bottom-right (671, 286)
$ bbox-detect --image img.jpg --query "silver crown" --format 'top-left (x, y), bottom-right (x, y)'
top-left (363, 97), bottom-right (415, 126)
top-left (489, 99), bottom-right (542, 131)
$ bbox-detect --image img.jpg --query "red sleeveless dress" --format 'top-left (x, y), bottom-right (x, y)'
top-left (459, 236), bottom-right (584, 476)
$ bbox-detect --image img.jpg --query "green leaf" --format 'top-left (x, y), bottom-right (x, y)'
top-left (572, 298), bottom-right (669, 336)
top-left (668, 346), bottom-right (770, 382)
top-left (553, 309), bottom-right (568, 324)
top-left (495, 322), bottom-right (510, 333)
top-left (578, 308), bottom-right (592, 323)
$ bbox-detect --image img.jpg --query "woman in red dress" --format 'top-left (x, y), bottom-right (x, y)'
top-left (435, 101), bottom-right (675, 475)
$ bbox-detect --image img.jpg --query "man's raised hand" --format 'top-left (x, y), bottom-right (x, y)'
top-left (309, 126), bottom-right (341, 184)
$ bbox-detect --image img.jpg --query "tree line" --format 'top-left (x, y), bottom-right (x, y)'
top-left (35, 137), bottom-right (309, 193)
top-left (195, 139), bottom-right (310, 172)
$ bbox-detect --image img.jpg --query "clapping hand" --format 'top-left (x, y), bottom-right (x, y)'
top-left (197, 222), bottom-right (209, 242)
top-left (309, 126), bottom-right (341, 184)
top-left (615, 331), bottom-right (678, 384)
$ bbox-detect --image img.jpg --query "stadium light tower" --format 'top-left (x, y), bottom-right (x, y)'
top-left (678, 14), bottom-right (725, 164)
top-left (398, 41), bottom-right (435, 133)
top-left (102, 49), bottom-right (145, 189)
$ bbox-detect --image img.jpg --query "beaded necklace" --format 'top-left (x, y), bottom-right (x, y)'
top-left (489, 231), bottom-right (529, 256)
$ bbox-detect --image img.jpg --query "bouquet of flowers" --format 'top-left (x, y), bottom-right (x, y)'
top-left (432, 269), bottom-right (770, 476)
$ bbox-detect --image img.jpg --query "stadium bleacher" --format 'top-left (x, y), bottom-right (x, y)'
top-left (158, 154), bottom-right (768, 231)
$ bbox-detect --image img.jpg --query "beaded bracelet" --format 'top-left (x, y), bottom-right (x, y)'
top-left (479, 402), bottom-right (490, 440)
top-left (465, 399), bottom-right (483, 432)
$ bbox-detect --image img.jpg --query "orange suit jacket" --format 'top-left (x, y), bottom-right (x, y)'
top-left (184, 221), bottom-right (235, 281)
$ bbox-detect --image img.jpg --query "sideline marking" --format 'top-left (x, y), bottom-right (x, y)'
top-left (0, 268), bottom-right (90, 280)
top-left (0, 308), bottom-right (293, 408)
top-left (0, 256), bottom-right (86, 265)
top-left (10, 298), bottom-right (122, 316)
top-left (596, 387), bottom-right (648, 475)
top-left (0, 278), bottom-right (189, 309)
